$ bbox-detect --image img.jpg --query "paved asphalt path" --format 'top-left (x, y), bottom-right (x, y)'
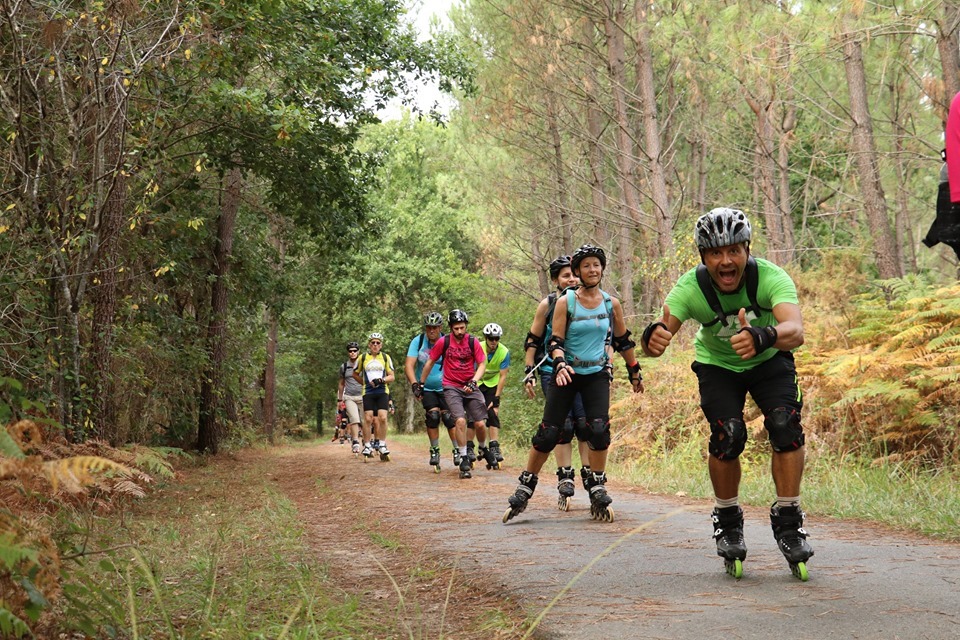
top-left (313, 440), bottom-right (960, 640)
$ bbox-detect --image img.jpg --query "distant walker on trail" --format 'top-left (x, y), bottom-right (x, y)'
top-left (641, 207), bottom-right (814, 581)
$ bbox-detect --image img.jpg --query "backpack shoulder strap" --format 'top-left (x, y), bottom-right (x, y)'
top-left (417, 332), bottom-right (424, 353)
top-left (745, 257), bottom-right (771, 315)
top-left (696, 264), bottom-right (728, 328)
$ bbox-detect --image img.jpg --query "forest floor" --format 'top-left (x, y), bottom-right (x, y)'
top-left (245, 438), bottom-right (960, 639)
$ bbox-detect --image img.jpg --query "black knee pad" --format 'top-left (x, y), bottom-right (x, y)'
top-left (558, 417), bottom-right (575, 445)
top-left (531, 422), bottom-right (562, 453)
top-left (709, 417), bottom-right (747, 460)
top-left (573, 416), bottom-right (588, 442)
top-left (765, 407), bottom-right (805, 452)
top-left (425, 409), bottom-right (441, 429)
top-left (441, 411), bottom-right (456, 430)
top-left (585, 417), bottom-right (610, 451)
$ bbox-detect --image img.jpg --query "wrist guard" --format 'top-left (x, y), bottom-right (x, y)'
top-left (603, 362), bottom-right (614, 381)
top-left (492, 396), bottom-right (500, 408)
top-left (553, 359), bottom-right (569, 373)
top-left (464, 380), bottom-right (479, 393)
top-left (611, 329), bottom-right (636, 353)
top-left (642, 322), bottom-right (668, 349)
top-left (411, 382), bottom-right (424, 398)
top-left (525, 331), bottom-right (544, 352)
top-left (738, 325), bottom-right (778, 354)
top-left (523, 365), bottom-right (537, 384)
top-left (625, 361), bottom-right (642, 383)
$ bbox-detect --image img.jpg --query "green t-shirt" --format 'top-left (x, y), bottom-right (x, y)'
top-left (664, 258), bottom-right (799, 372)
top-left (478, 342), bottom-right (510, 388)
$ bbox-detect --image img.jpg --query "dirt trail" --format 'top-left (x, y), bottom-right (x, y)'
top-left (274, 439), bottom-right (960, 640)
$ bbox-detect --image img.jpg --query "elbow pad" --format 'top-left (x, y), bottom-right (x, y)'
top-left (611, 330), bottom-right (636, 353)
top-left (525, 331), bottom-right (544, 351)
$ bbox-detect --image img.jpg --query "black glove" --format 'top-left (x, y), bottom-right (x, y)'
top-left (464, 380), bottom-right (479, 393)
top-left (492, 396), bottom-right (500, 408)
top-left (737, 325), bottom-right (778, 354)
top-left (625, 361), bottom-right (642, 384)
top-left (372, 377), bottom-right (384, 388)
top-left (411, 382), bottom-right (424, 399)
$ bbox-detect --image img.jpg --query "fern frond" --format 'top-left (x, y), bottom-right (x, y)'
top-left (110, 479), bottom-right (147, 499)
top-left (0, 428), bottom-right (25, 460)
top-left (43, 456), bottom-right (132, 493)
top-left (0, 533), bottom-right (38, 570)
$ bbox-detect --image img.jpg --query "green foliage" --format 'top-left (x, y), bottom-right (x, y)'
top-left (0, 608), bottom-right (32, 638)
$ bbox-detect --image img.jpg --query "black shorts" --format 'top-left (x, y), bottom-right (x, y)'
top-left (421, 390), bottom-right (448, 412)
top-left (542, 371), bottom-right (610, 427)
top-left (479, 384), bottom-right (500, 428)
top-left (692, 351), bottom-right (802, 424)
top-left (362, 393), bottom-right (390, 413)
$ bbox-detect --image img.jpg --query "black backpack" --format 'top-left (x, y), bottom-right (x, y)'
top-left (695, 257), bottom-right (770, 328)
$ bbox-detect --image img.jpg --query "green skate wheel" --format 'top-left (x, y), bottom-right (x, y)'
top-left (791, 562), bottom-right (809, 581)
top-left (725, 559), bottom-right (743, 579)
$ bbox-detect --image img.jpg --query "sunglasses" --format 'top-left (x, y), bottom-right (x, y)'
top-left (369, 341), bottom-right (382, 345)
top-left (347, 349), bottom-right (358, 353)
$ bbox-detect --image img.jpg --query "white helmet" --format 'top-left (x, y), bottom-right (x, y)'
top-left (694, 207), bottom-right (752, 250)
top-left (482, 323), bottom-right (503, 338)
top-left (368, 332), bottom-right (384, 342)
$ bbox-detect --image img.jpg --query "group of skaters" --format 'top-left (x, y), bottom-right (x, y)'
top-left (337, 208), bottom-right (815, 580)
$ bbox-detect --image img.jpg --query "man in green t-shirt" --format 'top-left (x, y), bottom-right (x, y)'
top-left (641, 207), bottom-right (814, 581)
top-left (475, 322), bottom-right (510, 469)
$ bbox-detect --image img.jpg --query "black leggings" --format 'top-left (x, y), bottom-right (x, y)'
top-left (542, 371), bottom-right (609, 426)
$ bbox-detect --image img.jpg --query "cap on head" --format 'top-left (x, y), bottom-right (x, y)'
top-left (694, 207), bottom-right (752, 250)
top-left (570, 244), bottom-right (607, 272)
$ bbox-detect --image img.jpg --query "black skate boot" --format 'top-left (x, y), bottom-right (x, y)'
top-left (489, 440), bottom-right (504, 466)
top-left (465, 441), bottom-right (477, 469)
top-left (770, 503), bottom-right (814, 581)
top-left (712, 506), bottom-right (748, 579)
top-left (503, 471), bottom-right (538, 523)
top-left (580, 466), bottom-right (592, 492)
top-left (481, 444), bottom-right (499, 470)
top-left (458, 455), bottom-right (473, 479)
top-left (429, 446), bottom-right (441, 473)
top-left (585, 471), bottom-right (614, 522)
top-left (477, 444), bottom-right (490, 469)
top-left (452, 448), bottom-right (462, 467)
top-left (556, 466), bottom-right (576, 511)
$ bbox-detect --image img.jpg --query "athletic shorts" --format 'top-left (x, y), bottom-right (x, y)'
top-left (421, 390), bottom-right (448, 412)
top-left (692, 351), bottom-right (803, 424)
top-left (343, 395), bottom-right (362, 425)
top-left (443, 386), bottom-right (487, 424)
top-left (540, 371), bottom-right (585, 421)
top-left (362, 393), bottom-right (390, 413)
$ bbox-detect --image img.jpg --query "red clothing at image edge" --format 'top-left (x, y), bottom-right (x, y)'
top-left (946, 91), bottom-right (960, 202)
top-left (428, 334), bottom-right (485, 387)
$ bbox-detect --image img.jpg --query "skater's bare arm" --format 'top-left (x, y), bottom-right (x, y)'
top-left (418, 359), bottom-right (436, 385)
top-left (611, 298), bottom-right (643, 394)
top-left (404, 356), bottom-right (418, 384)
top-left (642, 304), bottom-right (681, 358)
top-left (525, 299), bottom-right (549, 368)
top-left (550, 297), bottom-right (573, 386)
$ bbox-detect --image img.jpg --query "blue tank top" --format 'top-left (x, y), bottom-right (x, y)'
top-left (562, 289), bottom-right (611, 375)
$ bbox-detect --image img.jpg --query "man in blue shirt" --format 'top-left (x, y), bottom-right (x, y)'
top-left (405, 312), bottom-right (457, 471)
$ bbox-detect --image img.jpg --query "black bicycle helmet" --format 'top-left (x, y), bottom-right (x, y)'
top-left (548, 254), bottom-right (572, 279)
top-left (570, 244), bottom-right (607, 272)
top-left (423, 311), bottom-right (444, 327)
top-left (346, 341), bottom-right (360, 351)
top-left (694, 207), bottom-right (752, 250)
top-left (448, 309), bottom-right (469, 325)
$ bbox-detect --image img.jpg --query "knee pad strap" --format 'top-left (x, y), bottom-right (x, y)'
top-left (709, 417), bottom-right (747, 460)
top-left (765, 407), bottom-right (805, 452)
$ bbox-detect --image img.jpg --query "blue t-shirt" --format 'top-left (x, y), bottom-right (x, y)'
top-left (407, 333), bottom-right (444, 392)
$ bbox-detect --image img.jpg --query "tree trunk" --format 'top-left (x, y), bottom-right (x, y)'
top-left (777, 103), bottom-right (797, 264)
top-left (634, 1), bottom-right (676, 292)
top-left (545, 92), bottom-right (573, 255)
top-left (936, 2), bottom-right (960, 124)
top-left (582, 18), bottom-right (610, 249)
top-left (198, 166), bottom-right (242, 453)
top-left (90, 84), bottom-right (129, 443)
top-left (747, 96), bottom-right (786, 264)
top-left (842, 16), bottom-right (902, 279)
top-left (405, 391), bottom-right (415, 434)
top-left (603, 0), bottom-right (639, 316)
top-left (531, 233), bottom-right (549, 297)
top-left (263, 306), bottom-right (278, 444)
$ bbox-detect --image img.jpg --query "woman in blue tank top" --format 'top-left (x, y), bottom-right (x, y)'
top-left (503, 244), bottom-right (644, 524)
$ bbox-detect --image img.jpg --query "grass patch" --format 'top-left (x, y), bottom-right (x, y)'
top-left (55, 454), bottom-right (387, 639)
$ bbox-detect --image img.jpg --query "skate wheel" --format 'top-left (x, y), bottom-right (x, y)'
top-left (557, 496), bottom-right (570, 512)
top-left (604, 507), bottom-right (614, 523)
top-left (494, 462), bottom-right (501, 470)
top-left (433, 465), bottom-right (441, 474)
top-left (791, 562), bottom-right (809, 582)
top-left (725, 559), bottom-right (743, 579)
top-left (502, 507), bottom-right (515, 523)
